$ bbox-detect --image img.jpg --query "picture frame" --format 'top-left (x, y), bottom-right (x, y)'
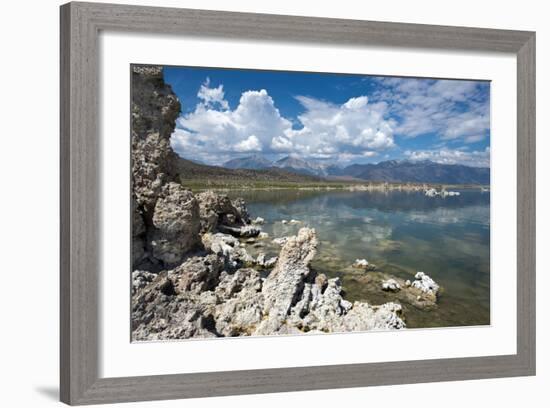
top-left (60, 1), bottom-right (536, 405)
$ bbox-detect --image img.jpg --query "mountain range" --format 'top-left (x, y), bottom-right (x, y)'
top-left (223, 154), bottom-right (273, 170)
top-left (176, 157), bottom-right (319, 184)
top-left (222, 155), bottom-right (490, 185)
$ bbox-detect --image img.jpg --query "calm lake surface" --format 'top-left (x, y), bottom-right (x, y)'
top-left (226, 189), bottom-right (490, 329)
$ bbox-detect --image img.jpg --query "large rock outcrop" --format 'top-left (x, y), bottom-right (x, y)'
top-left (261, 228), bottom-right (318, 320)
top-left (196, 190), bottom-right (257, 237)
top-left (131, 66), bottom-right (200, 269)
top-left (131, 66), bottom-right (181, 209)
top-left (149, 182), bottom-right (201, 265)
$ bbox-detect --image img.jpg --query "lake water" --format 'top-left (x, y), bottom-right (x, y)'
top-left (226, 188), bottom-right (490, 329)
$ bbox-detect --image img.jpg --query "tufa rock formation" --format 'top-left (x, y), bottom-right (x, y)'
top-left (132, 227), bottom-right (405, 340)
top-left (131, 65), bottom-right (198, 269)
top-left (149, 182), bottom-right (201, 265)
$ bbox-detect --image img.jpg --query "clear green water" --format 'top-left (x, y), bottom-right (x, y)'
top-left (226, 189), bottom-right (490, 329)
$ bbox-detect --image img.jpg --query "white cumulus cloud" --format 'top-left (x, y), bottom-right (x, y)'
top-left (172, 87), bottom-right (292, 163)
top-left (290, 95), bottom-right (395, 155)
top-left (234, 135), bottom-right (261, 152)
top-left (197, 77), bottom-right (229, 110)
top-left (172, 79), bottom-right (395, 165)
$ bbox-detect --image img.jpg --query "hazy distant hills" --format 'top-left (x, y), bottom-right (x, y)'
top-left (224, 154), bottom-right (330, 176)
top-left (272, 156), bottom-right (331, 177)
top-left (339, 159), bottom-right (490, 184)
top-left (224, 154), bottom-right (273, 170)
top-left (176, 157), bottom-right (320, 184)
top-left (221, 155), bottom-right (490, 185)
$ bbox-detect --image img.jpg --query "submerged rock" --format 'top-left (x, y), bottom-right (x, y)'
top-left (382, 279), bottom-right (401, 292)
top-left (346, 271), bottom-right (439, 310)
top-left (353, 258), bottom-right (377, 271)
top-left (251, 217), bottom-right (265, 225)
top-left (411, 272), bottom-right (440, 301)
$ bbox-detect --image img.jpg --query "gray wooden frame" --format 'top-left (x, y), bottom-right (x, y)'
top-left (60, 1), bottom-right (536, 405)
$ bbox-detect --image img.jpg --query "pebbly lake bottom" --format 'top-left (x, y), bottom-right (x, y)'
top-left (221, 188), bottom-right (490, 329)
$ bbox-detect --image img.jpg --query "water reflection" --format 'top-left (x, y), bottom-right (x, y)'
top-left (227, 189), bottom-right (490, 328)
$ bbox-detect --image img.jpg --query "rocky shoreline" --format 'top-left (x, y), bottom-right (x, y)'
top-left (131, 65), bottom-right (439, 341)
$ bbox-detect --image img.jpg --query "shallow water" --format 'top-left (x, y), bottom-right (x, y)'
top-left (226, 189), bottom-right (490, 329)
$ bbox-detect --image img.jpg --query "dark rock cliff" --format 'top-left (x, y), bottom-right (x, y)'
top-left (131, 66), bottom-right (200, 269)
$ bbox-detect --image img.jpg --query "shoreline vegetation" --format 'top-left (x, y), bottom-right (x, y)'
top-left (131, 65), bottom-right (486, 341)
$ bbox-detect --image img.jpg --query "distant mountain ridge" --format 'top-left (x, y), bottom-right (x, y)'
top-left (339, 159), bottom-right (490, 185)
top-left (273, 156), bottom-right (329, 177)
top-left (223, 155), bottom-right (331, 177)
top-left (224, 154), bottom-right (273, 170)
top-left (177, 157), bottom-right (320, 184)
top-left (221, 155), bottom-right (490, 185)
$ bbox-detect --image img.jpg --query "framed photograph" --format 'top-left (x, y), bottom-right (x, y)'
top-left (60, 2), bottom-right (535, 405)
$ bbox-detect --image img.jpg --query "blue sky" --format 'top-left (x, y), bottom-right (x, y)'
top-left (164, 65), bottom-right (490, 168)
